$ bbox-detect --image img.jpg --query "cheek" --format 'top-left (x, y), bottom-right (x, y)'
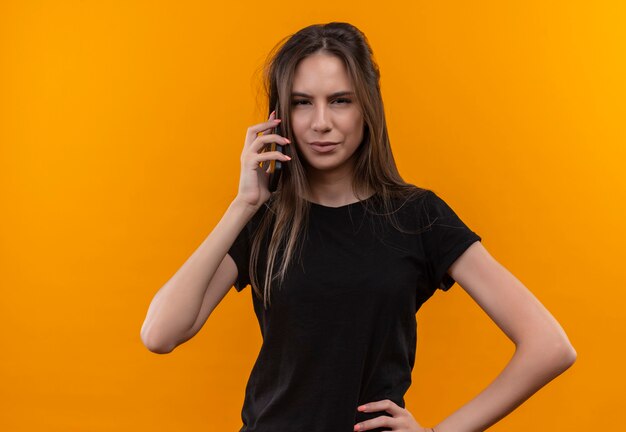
top-left (343, 110), bottom-right (363, 129)
top-left (290, 117), bottom-right (306, 137)
top-left (346, 116), bottom-right (364, 139)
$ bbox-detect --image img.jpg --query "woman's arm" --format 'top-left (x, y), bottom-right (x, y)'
top-left (141, 112), bottom-right (289, 354)
top-left (432, 241), bottom-right (576, 432)
top-left (140, 198), bottom-right (259, 353)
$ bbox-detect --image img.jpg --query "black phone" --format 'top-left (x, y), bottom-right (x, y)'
top-left (262, 102), bottom-right (287, 192)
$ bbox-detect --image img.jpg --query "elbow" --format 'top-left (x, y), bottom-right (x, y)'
top-left (518, 336), bottom-right (577, 374)
top-left (543, 339), bottom-right (577, 374)
top-left (558, 342), bottom-right (577, 369)
top-left (140, 329), bottom-right (176, 355)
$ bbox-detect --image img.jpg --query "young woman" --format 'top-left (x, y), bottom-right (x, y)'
top-left (141, 22), bottom-right (576, 432)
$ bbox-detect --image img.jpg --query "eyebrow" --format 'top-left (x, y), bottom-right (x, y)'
top-left (291, 91), bottom-right (355, 98)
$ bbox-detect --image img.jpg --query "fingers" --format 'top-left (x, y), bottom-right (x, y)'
top-left (255, 150), bottom-right (291, 164)
top-left (354, 415), bottom-right (395, 431)
top-left (357, 399), bottom-right (403, 416)
top-left (241, 112), bottom-right (291, 178)
top-left (250, 133), bottom-right (291, 153)
top-left (355, 399), bottom-right (411, 431)
top-left (247, 116), bottom-right (282, 145)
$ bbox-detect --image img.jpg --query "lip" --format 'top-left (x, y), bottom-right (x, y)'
top-left (310, 142), bottom-right (339, 153)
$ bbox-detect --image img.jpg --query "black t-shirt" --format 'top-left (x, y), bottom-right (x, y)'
top-left (227, 189), bottom-right (481, 432)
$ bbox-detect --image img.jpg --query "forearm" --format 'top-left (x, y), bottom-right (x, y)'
top-left (140, 198), bottom-right (259, 351)
top-left (432, 340), bottom-right (576, 432)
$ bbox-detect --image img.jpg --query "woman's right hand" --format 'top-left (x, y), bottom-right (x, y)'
top-left (235, 110), bottom-right (292, 209)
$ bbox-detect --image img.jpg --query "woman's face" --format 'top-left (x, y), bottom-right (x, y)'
top-left (289, 53), bottom-right (364, 176)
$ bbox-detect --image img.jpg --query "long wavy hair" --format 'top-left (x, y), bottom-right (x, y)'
top-left (249, 22), bottom-right (428, 308)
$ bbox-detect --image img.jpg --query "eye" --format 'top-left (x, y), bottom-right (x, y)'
top-left (291, 98), bottom-right (352, 106)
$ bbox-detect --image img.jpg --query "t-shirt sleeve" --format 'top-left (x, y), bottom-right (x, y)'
top-left (421, 190), bottom-right (482, 292)
top-left (227, 203), bottom-right (269, 292)
top-left (227, 223), bottom-right (251, 292)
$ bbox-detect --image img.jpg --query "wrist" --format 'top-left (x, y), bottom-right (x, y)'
top-left (231, 197), bottom-right (263, 215)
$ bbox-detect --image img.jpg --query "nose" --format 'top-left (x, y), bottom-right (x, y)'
top-left (311, 104), bottom-right (332, 133)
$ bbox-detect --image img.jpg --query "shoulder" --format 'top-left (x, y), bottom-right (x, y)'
top-left (416, 189), bottom-right (469, 225)
top-left (372, 186), bottom-right (432, 211)
top-left (387, 187), bottom-right (435, 216)
top-left (378, 187), bottom-right (477, 235)
top-left (361, 186), bottom-right (433, 233)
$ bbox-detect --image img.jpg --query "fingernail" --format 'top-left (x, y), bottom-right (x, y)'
top-left (284, 155), bottom-right (291, 160)
top-left (270, 110), bottom-right (275, 117)
top-left (274, 118), bottom-right (281, 122)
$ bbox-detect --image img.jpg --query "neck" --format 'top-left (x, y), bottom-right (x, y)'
top-left (304, 163), bottom-right (373, 207)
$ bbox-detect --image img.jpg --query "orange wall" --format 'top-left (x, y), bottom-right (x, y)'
top-left (1, 1), bottom-right (623, 431)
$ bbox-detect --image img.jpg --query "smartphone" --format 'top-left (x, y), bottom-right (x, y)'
top-left (262, 102), bottom-right (287, 192)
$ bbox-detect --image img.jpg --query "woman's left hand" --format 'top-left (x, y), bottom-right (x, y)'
top-left (354, 399), bottom-right (429, 431)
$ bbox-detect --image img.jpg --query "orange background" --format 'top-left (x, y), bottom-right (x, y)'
top-left (1, 1), bottom-right (624, 431)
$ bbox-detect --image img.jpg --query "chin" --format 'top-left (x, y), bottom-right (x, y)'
top-left (302, 155), bottom-right (357, 173)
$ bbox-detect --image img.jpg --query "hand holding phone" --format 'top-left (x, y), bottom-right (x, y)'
top-left (236, 105), bottom-right (291, 209)
top-left (261, 102), bottom-right (289, 192)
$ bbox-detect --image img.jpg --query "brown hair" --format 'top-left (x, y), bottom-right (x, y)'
top-left (250, 22), bottom-right (427, 308)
